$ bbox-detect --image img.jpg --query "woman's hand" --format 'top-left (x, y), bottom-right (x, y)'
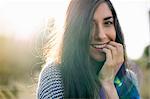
top-left (98, 41), bottom-right (124, 82)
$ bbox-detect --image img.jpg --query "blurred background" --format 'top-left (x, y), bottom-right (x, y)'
top-left (0, 0), bottom-right (149, 99)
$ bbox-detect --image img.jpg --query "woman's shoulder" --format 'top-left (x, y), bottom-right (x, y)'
top-left (126, 69), bottom-right (139, 89)
top-left (125, 61), bottom-right (141, 96)
top-left (37, 62), bottom-right (64, 99)
top-left (39, 62), bottom-right (62, 81)
top-left (126, 60), bottom-right (143, 88)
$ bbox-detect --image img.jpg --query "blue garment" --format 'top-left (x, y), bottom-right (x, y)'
top-left (114, 70), bottom-right (140, 99)
top-left (37, 63), bottom-right (140, 99)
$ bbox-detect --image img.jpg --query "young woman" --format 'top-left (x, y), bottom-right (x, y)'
top-left (37, 0), bottom-right (140, 98)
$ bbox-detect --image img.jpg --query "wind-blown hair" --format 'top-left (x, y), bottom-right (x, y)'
top-left (45, 0), bottom-right (140, 98)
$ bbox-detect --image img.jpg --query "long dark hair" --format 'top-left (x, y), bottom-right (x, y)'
top-left (46, 0), bottom-right (139, 98)
top-left (60, 0), bottom-right (126, 98)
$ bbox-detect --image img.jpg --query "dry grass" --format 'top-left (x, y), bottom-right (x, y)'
top-left (140, 68), bottom-right (150, 99)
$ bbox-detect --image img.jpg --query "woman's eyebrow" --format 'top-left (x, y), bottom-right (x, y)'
top-left (104, 16), bottom-right (113, 20)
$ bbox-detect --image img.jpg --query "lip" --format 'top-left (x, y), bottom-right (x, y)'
top-left (90, 41), bottom-right (110, 50)
top-left (91, 44), bottom-right (106, 50)
top-left (90, 41), bottom-right (110, 46)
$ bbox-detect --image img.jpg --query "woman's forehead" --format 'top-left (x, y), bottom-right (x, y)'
top-left (93, 2), bottom-right (113, 21)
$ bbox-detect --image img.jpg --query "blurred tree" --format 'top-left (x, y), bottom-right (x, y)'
top-left (143, 45), bottom-right (150, 69)
top-left (0, 17), bottom-right (56, 99)
top-left (134, 44), bottom-right (150, 99)
top-left (135, 45), bottom-right (150, 69)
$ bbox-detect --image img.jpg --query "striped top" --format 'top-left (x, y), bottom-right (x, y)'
top-left (37, 63), bottom-right (64, 99)
top-left (37, 62), bottom-right (140, 99)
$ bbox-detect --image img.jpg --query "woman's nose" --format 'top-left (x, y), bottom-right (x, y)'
top-left (95, 25), bottom-right (107, 40)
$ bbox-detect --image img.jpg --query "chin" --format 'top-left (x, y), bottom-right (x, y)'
top-left (91, 52), bottom-right (106, 62)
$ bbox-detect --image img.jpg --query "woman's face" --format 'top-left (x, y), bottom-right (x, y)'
top-left (89, 2), bottom-right (116, 62)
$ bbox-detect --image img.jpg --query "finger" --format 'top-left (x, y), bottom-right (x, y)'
top-left (109, 41), bottom-right (123, 51)
top-left (109, 41), bottom-right (124, 57)
top-left (105, 44), bottom-right (117, 59)
top-left (102, 47), bottom-right (112, 63)
top-left (107, 42), bottom-right (124, 66)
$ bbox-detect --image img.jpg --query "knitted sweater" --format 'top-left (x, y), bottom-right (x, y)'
top-left (37, 62), bottom-right (140, 99)
top-left (37, 63), bottom-right (64, 99)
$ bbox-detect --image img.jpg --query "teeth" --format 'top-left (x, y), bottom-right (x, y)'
top-left (93, 44), bottom-right (106, 49)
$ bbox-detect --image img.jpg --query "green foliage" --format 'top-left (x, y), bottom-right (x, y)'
top-left (134, 44), bottom-right (150, 99)
top-left (143, 45), bottom-right (150, 57)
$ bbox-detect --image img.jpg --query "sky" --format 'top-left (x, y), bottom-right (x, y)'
top-left (111, 0), bottom-right (150, 59)
top-left (0, 0), bottom-right (68, 39)
top-left (0, 0), bottom-right (149, 59)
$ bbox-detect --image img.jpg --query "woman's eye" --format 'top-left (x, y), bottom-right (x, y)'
top-left (104, 21), bottom-right (113, 26)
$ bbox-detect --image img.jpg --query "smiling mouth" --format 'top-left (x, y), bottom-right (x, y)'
top-left (90, 41), bottom-right (110, 49)
top-left (91, 44), bottom-right (106, 49)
